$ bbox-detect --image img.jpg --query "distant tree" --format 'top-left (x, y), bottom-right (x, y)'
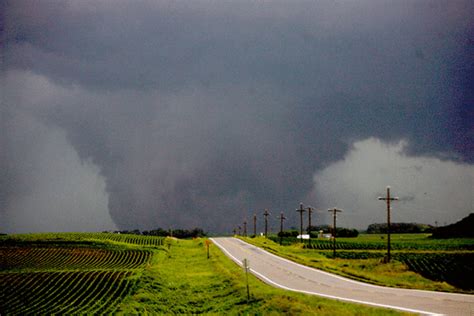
top-left (367, 223), bottom-right (433, 234)
top-left (278, 230), bottom-right (299, 237)
top-left (432, 213), bottom-right (474, 238)
top-left (169, 228), bottom-right (207, 239)
top-left (336, 228), bottom-right (359, 237)
top-left (307, 225), bottom-right (359, 237)
top-left (143, 228), bottom-right (169, 236)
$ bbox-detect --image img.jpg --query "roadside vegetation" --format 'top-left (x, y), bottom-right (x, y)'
top-left (239, 234), bottom-right (474, 293)
top-left (117, 238), bottom-right (406, 315)
top-left (1, 233), bottom-right (407, 315)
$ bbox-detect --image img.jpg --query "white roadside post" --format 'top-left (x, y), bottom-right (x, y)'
top-left (242, 258), bottom-right (250, 301)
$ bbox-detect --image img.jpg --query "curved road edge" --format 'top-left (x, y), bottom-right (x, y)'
top-left (211, 237), bottom-right (473, 316)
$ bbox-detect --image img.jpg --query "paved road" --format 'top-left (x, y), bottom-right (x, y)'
top-left (211, 237), bottom-right (474, 316)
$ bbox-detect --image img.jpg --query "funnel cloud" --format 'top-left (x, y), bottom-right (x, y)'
top-left (1, 1), bottom-right (473, 233)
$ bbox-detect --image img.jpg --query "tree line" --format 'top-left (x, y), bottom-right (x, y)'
top-left (108, 228), bottom-right (207, 239)
top-left (366, 223), bottom-right (433, 234)
top-left (278, 225), bottom-right (359, 238)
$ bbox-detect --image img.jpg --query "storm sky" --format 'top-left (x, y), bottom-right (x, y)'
top-left (1, 0), bottom-right (473, 233)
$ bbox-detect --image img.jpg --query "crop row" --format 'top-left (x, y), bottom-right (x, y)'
top-left (0, 247), bottom-right (151, 271)
top-left (0, 232), bottom-right (165, 247)
top-left (395, 252), bottom-right (474, 290)
top-left (0, 270), bottom-right (135, 315)
top-left (80, 232), bottom-right (165, 246)
top-left (297, 239), bottom-right (473, 251)
top-left (319, 250), bottom-right (474, 290)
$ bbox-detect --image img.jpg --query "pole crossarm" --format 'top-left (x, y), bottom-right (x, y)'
top-left (277, 212), bottom-right (287, 221)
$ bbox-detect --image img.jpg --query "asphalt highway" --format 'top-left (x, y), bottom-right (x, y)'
top-left (211, 237), bottom-right (474, 316)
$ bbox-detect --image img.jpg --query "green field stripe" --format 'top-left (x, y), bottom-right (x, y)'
top-left (0, 272), bottom-right (56, 311)
top-left (5, 271), bottom-right (69, 314)
top-left (34, 271), bottom-right (100, 315)
top-left (14, 271), bottom-right (88, 314)
top-left (52, 270), bottom-right (115, 314)
top-left (20, 272), bottom-right (90, 314)
top-left (44, 248), bottom-right (69, 269)
top-left (76, 248), bottom-right (102, 267)
top-left (1, 271), bottom-right (61, 309)
top-left (93, 271), bottom-right (136, 315)
top-left (116, 251), bottom-right (132, 269)
top-left (75, 271), bottom-right (132, 314)
top-left (84, 249), bottom-right (108, 268)
top-left (122, 250), bottom-right (136, 269)
top-left (61, 247), bottom-right (84, 267)
top-left (69, 271), bottom-right (122, 314)
top-left (100, 272), bottom-right (136, 314)
top-left (0, 247), bottom-right (24, 267)
top-left (11, 248), bottom-right (39, 268)
top-left (99, 250), bottom-right (119, 269)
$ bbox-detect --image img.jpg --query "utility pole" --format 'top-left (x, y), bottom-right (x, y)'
top-left (253, 214), bottom-right (257, 237)
top-left (277, 212), bottom-right (286, 245)
top-left (263, 209), bottom-right (270, 237)
top-left (307, 206), bottom-right (313, 246)
top-left (243, 220), bottom-right (247, 237)
top-left (328, 208), bottom-right (342, 258)
top-left (378, 186), bottom-right (399, 263)
top-left (296, 203), bottom-right (306, 243)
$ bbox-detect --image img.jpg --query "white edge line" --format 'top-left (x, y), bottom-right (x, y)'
top-left (210, 238), bottom-right (444, 316)
top-left (233, 237), bottom-right (473, 298)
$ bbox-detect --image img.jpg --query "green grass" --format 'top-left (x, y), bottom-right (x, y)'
top-left (1, 233), bottom-right (409, 315)
top-left (240, 236), bottom-right (473, 293)
top-left (117, 238), bottom-right (407, 315)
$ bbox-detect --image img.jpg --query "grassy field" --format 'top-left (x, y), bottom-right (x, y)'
top-left (0, 233), bottom-right (408, 315)
top-left (240, 234), bottom-right (474, 293)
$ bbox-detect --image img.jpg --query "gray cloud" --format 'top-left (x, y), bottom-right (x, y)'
top-left (0, 73), bottom-right (116, 232)
top-left (1, 1), bottom-right (473, 233)
top-left (311, 138), bottom-right (474, 229)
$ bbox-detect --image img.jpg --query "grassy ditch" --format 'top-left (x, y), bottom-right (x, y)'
top-left (239, 236), bottom-right (473, 293)
top-left (117, 238), bottom-right (407, 315)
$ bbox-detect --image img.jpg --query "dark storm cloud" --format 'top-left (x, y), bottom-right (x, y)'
top-left (1, 1), bottom-right (473, 232)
